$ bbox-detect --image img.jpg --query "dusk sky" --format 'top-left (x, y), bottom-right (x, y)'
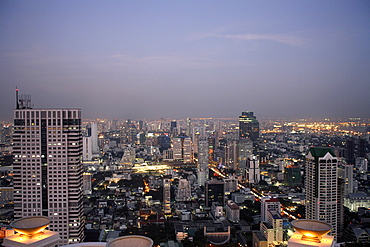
top-left (1, 1), bottom-right (369, 120)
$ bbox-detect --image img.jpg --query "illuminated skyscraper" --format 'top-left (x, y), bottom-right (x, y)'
top-left (13, 106), bottom-right (84, 245)
top-left (239, 111), bottom-right (259, 155)
top-left (239, 111), bottom-right (259, 141)
top-left (305, 147), bottom-right (339, 239)
top-left (163, 178), bottom-right (171, 214)
top-left (172, 135), bottom-right (192, 163)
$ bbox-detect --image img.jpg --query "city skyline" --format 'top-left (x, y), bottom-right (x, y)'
top-left (1, 1), bottom-right (369, 120)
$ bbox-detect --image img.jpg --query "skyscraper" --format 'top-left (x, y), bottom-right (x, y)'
top-left (172, 135), bottom-right (192, 163)
top-left (13, 107), bottom-right (84, 245)
top-left (239, 111), bottom-right (259, 141)
top-left (239, 111), bottom-right (259, 155)
top-left (163, 178), bottom-right (171, 214)
top-left (197, 139), bottom-right (209, 186)
top-left (305, 147), bottom-right (340, 239)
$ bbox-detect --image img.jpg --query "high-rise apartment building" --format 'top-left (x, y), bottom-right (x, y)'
top-left (163, 178), bottom-right (171, 214)
top-left (197, 139), bottom-right (209, 186)
top-left (305, 147), bottom-right (339, 239)
top-left (260, 210), bottom-right (283, 246)
top-left (13, 107), bottom-right (84, 245)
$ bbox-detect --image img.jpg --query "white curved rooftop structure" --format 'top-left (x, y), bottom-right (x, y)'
top-left (107, 235), bottom-right (153, 247)
top-left (291, 219), bottom-right (332, 243)
top-left (61, 235), bottom-right (153, 247)
top-left (10, 216), bottom-right (50, 236)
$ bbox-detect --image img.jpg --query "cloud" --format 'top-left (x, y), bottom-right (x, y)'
top-left (211, 33), bottom-right (303, 46)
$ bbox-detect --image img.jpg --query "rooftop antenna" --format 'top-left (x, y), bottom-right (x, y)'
top-left (16, 87), bottom-right (19, 109)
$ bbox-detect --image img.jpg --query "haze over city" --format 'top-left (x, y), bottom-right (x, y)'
top-left (1, 1), bottom-right (369, 120)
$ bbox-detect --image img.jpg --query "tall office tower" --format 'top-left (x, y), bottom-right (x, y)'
top-left (175, 179), bottom-right (191, 202)
top-left (163, 178), bottom-right (171, 214)
top-left (238, 139), bottom-right (253, 178)
top-left (170, 120), bottom-right (178, 137)
top-left (305, 147), bottom-right (339, 239)
top-left (89, 123), bottom-right (99, 154)
top-left (13, 107), bottom-right (84, 245)
top-left (82, 136), bottom-right (93, 161)
top-left (192, 126), bottom-right (206, 155)
top-left (338, 163), bottom-right (354, 196)
top-left (225, 140), bottom-right (238, 170)
top-left (246, 156), bottom-right (260, 185)
top-left (172, 136), bottom-right (192, 163)
top-left (186, 117), bottom-right (192, 137)
top-left (206, 179), bottom-right (225, 207)
top-left (345, 139), bottom-right (355, 165)
top-left (359, 137), bottom-right (368, 158)
top-left (197, 139), bottom-right (209, 186)
top-left (208, 135), bottom-right (216, 162)
top-left (337, 178), bottom-right (344, 242)
top-left (239, 111), bottom-right (259, 142)
top-left (261, 197), bottom-right (281, 222)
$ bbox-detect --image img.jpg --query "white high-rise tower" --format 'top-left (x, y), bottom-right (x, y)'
top-left (306, 147), bottom-right (339, 239)
top-left (13, 106), bottom-right (84, 245)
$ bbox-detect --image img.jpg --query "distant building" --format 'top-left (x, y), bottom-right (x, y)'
top-left (260, 210), bottom-right (283, 246)
top-left (0, 187), bottom-right (13, 203)
top-left (238, 139), bottom-right (253, 178)
top-left (223, 176), bottom-right (238, 194)
top-left (163, 178), bottom-right (171, 214)
top-left (206, 179), bottom-right (225, 207)
top-left (172, 136), bottom-right (192, 163)
top-left (197, 139), bottom-right (209, 186)
top-left (338, 163), bottom-right (354, 196)
top-left (225, 200), bottom-right (240, 222)
top-left (163, 149), bottom-right (174, 161)
top-left (83, 172), bottom-right (92, 195)
top-left (88, 123), bottom-right (99, 154)
top-left (82, 136), bottom-right (93, 161)
top-left (246, 156), bottom-right (260, 185)
top-left (261, 197), bottom-right (281, 223)
top-left (239, 111), bottom-right (259, 154)
top-left (284, 165), bottom-right (301, 187)
top-left (176, 179), bottom-right (191, 202)
top-left (225, 140), bottom-right (238, 170)
top-left (344, 192), bottom-right (370, 211)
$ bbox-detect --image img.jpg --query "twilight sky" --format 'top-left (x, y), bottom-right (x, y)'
top-left (1, 1), bottom-right (369, 120)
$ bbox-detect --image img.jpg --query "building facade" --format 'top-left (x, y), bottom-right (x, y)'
top-left (305, 147), bottom-right (339, 239)
top-left (13, 108), bottom-right (84, 245)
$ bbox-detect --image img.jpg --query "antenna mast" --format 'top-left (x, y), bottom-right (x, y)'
top-left (16, 87), bottom-right (19, 109)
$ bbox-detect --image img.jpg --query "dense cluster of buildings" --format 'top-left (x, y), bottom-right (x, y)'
top-left (0, 93), bottom-right (369, 246)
